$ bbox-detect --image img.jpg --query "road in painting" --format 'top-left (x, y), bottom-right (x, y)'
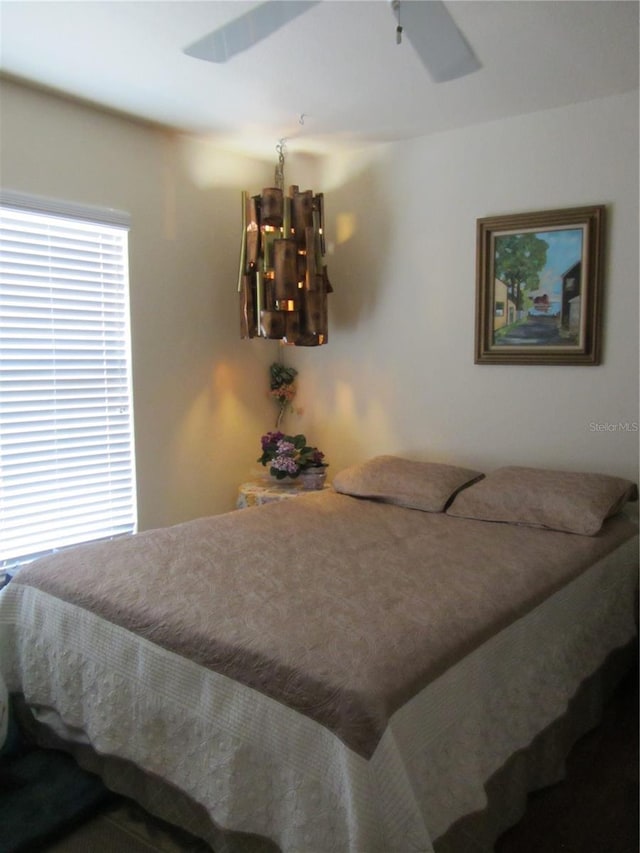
top-left (492, 227), bottom-right (584, 347)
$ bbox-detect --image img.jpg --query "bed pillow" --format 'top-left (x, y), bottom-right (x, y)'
top-left (332, 455), bottom-right (484, 512)
top-left (446, 465), bottom-right (638, 535)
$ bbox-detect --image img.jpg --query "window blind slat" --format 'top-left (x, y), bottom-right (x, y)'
top-left (0, 201), bottom-right (137, 568)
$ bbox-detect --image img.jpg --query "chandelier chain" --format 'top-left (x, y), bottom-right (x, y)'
top-left (275, 138), bottom-right (287, 190)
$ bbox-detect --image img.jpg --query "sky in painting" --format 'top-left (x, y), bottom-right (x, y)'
top-left (536, 227), bottom-right (583, 298)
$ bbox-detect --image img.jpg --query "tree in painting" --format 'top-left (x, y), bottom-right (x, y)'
top-left (494, 232), bottom-right (548, 315)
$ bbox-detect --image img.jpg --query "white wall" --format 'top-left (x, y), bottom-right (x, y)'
top-left (2, 80), bottom-right (637, 530)
top-left (0, 78), bottom-right (283, 529)
top-left (288, 92), bottom-right (639, 483)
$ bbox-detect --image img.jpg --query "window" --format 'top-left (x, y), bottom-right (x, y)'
top-left (0, 191), bottom-right (137, 570)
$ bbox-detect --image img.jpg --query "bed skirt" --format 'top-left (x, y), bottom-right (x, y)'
top-left (15, 639), bottom-right (636, 853)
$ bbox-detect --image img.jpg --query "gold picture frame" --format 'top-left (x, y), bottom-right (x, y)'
top-left (475, 205), bottom-right (606, 365)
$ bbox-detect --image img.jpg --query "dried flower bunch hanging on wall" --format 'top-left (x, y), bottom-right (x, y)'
top-left (269, 362), bottom-right (297, 428)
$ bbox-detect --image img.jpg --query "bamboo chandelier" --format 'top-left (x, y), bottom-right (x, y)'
top-left (239, 141), bottom-right (332, 346)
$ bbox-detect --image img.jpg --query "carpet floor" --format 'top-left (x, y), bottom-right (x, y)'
top-left (3, 665), bottom-right (637, 853)
top-left (0, 750), bottom-right (113, 853)
top-left (41, 799), bottom-right (210, 853)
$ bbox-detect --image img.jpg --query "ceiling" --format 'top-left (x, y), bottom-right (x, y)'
top-left (1, 1), bottom-right (638, 156)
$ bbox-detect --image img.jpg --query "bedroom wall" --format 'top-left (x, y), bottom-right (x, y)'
top-left (0, 77), bottom-right (286, 529)
top-left (1, 79), bottom-right (638, 532)
top-left (288, 92), bottom-right (639, 484)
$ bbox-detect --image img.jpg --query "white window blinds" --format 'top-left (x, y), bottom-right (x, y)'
top-left (0, 192), bottom-right (137, 569)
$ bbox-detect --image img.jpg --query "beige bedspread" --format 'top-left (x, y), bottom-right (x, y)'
top-left (14, 490), bottom-right (636, 759)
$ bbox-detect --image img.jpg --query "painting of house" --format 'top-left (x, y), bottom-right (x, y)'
top-left (493, 278), bottom-right (516, 331)
top-left (561, 260), bottom-right (582, 331)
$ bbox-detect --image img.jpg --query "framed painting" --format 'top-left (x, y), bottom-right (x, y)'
top-left (475, 205), bottom-right (605, 364)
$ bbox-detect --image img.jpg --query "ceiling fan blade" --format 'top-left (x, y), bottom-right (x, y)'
top-left (393, 0), bottom-right (480, 83)
top-left (184, 0), bottom-right (320, 63)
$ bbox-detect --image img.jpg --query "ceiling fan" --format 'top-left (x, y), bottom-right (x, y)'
top-left (184, 0), bottom-right (480, 83)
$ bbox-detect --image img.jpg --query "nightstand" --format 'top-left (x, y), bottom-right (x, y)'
top-left (236, 479), bottom-right (330, 509)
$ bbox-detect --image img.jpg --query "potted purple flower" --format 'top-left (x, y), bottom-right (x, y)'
top-left (258, 432), bottom-right (328, 489)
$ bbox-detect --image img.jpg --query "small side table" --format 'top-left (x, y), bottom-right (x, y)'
top-left (236, 479), bottom-right (330, 509)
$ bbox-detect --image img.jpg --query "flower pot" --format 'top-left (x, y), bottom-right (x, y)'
top-left (299, 467), bottom-right (327, 491)
top-left (267, 473), bottom-right (296, 485)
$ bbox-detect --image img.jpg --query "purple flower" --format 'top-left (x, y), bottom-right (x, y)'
top-left (310, 449), bottom-right (325, 466)
top-left (276, 439), bottom-right (296, 456)
top-left (261, 431), bottom-right (284, 450)
top-left (272, 456), bottom-right (298, 474)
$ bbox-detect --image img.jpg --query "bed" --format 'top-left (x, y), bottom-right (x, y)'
top-left (0, 456), bottom-right (637, 853)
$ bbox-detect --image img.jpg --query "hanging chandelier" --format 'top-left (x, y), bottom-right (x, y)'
top-left (239, 141), bottom-right (332, 346)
